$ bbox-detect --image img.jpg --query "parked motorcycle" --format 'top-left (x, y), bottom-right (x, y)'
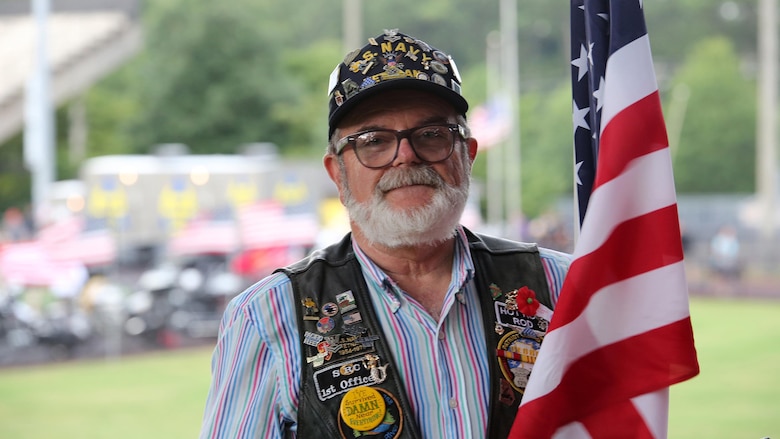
top-left (123, 263), bottom-right (180, 347)
top-left (168, 255), bottom-right (243, 339)
top-left (0, 284), bottom-right (92, 361)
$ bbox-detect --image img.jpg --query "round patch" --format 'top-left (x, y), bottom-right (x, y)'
top-left (317, 316), bottom-right (335, 334)
top-left (321, 302), bottom-right (339, 317)
top-left (339, 387), bottom-right (386, 431)
top-left (496, 330), bottom-right (542, 394)
top-left (338, 387), bottom-right (403, 438)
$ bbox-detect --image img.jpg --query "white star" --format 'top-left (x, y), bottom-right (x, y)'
top-left (598, 13), bottom-right (609, 21)
top-left (575, 161), bottom-right (583, 185)
top-left (587, 42), bottom-right (595, 66)
top-left (593, 76), bottom-right (605, 111)
top-left (571, 45), bottom-right (589, 81)
top-left (572, 100), bottom-right (590, 132)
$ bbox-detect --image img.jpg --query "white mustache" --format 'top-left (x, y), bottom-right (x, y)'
top-left (376, 166), bottom-right (443, 192)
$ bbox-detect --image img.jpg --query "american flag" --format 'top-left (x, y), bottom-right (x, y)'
top-left (469, 96), bottom-right (512, 149)
top-left (168, 218), bottom-right (239, 256)
top-left (510, 1), bottom-right (700, 438)
top-left (238, 200), bottom-right (319, 250)
top-left (0, 216), bottom-right (117, 287)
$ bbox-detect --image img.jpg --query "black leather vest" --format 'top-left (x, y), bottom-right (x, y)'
top-left (278, 229), bottom-right (552, 438)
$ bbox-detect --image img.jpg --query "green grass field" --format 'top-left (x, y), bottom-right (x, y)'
top-left (0, 347), bottom-right (213, 439)
top-left (0, 296), bottom-right (777, 438)
top-left (669, 297), bottom-right (780, 439)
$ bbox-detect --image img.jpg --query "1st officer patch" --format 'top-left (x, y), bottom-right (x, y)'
top-left (314, 355), bottom-right (388, 401)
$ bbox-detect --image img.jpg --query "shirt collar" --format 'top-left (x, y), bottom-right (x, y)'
top-left (351, 226), bottom-right (475, 312)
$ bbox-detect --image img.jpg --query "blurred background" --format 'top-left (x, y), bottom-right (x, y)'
top-left (0, 0), bottom-right (778, 437)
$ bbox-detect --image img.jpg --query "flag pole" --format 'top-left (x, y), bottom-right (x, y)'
top-left (342, 0), bottom-right (362, 53)
top-left (756, 0), bottom-right (778, 240)
top-left (485, 31), bottom-right (505, 232)
top-left (500, 0), bottom-right (522, 240)
top-left (24, 0), bottom-right (56, 224)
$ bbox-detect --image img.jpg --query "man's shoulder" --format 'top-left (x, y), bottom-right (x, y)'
top-left (466, 230), bottom-right (538, 253)
top-left (280, 234), bottom-right (355, 275)
top-left (227, 272), bottom-right (293, 313)
top-left (538, 246), bottom-right (573, 270)
top-left (464, 228), bottom-right (572, 268)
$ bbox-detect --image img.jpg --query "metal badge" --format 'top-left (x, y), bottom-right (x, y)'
top-left (343, 311), bottom-right (363, 325)
top-left (302, 297), bottom-right (319, 321)
top-left (490, 283), bottom-right (503, 300)
top-left (382, 29), bottom-right (402, 43)
top-left (317, 316), bottom-right (336, 334)
top-left (341, 79), bottom-right (360, 100)
top-left (431, 73), bottom-right (447, 87)
top-left (304, 331), bottom-right (324, 347)
top-left (404, 48), bottom-right (419, 62)
top-left (504, 289), bottom-right (518, 311)
top-left (429, 60), bottom-right (448, 75)
top-left (322, 302), bottom-right (339, 317)
top-left (336, 290), bottom-right (357, 314)
top-left (357, 334), bottom-right (380, 349)
top-left (333, 90), bottom-right (345, 107)
top-left (343, 48), bottom-right (361, 65)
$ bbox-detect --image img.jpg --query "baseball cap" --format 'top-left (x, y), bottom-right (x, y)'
top-left (327, 29), bottom-right (469, 137)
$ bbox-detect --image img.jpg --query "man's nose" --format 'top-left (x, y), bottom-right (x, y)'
top-left (392, 137), bottom-right (421, 165)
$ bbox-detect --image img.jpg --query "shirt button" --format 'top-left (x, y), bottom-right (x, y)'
top-left (448, 398), bottom-right (458, 409)
top-left (438, 330), bottom-right (445, 340)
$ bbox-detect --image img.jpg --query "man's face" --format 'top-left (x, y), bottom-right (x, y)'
top-left (324, 89), bottom-right (478, 248)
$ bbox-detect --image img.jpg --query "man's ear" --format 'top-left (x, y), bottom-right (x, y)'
top-left (467, 137), bottom-right (478, 162)
top-left (323, 153), bottom-right (345, 204)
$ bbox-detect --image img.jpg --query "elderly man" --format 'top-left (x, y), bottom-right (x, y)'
top-left (200, 29), bottom-right (571, 439)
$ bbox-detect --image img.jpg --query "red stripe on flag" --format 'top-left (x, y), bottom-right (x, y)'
top-left (595, 92), bottom-right (670, 190)
top-left (509, 320), bottom-right (698, 438)
top-left (582, 400), bottom-right (655, 439)
top-left (550, 205), bottom-right (684, 331)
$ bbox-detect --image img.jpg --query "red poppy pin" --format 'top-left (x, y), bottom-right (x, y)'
top-left (506, 286), bottom-right (539, 317)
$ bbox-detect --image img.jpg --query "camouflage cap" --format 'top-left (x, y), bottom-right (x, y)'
top-left (327, 29), bottom-right (469, 137)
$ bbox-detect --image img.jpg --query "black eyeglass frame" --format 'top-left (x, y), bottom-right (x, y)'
top-left (334, 123), bottom-right (467, 169)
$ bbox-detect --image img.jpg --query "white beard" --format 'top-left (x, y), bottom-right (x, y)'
top-left (342, 164), bottom-right (470, 248)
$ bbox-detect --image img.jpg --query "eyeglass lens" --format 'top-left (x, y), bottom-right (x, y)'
top-left (353, 125), bottom-right (455, 168)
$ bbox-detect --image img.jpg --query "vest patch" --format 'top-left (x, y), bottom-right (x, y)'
top-left (314, 354), bottom-right (389, 401)
top-left (494, 301), bottom-right (549, 337)
top-left (496, 330), bottom-right (543, 394)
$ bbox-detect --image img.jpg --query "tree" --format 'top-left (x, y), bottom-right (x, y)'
top-left (519, 85), bottom-right (574, 218)
top-left (128, 0), bottom-right (306, 154)
top-left (667, 36), bottom-right (756, 193)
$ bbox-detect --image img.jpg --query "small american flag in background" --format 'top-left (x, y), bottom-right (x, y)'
top-left (509, 1), bottom-right (700, 438)
top-left (238, 200), bottom-right (319, 250)
top-left (469, 96), bottom-right (512, 149)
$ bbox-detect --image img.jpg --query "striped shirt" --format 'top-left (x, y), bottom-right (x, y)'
top-left (200, 227), bottom-right (571, 438)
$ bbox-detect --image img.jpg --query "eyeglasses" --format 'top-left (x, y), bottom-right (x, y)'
top-left (335, 124), bottom-right (466, 169)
